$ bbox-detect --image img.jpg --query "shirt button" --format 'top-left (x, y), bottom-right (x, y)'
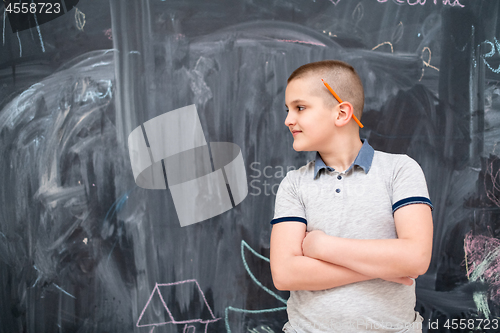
top-left (336, 188), bottom-right (341, 193)
top-left (337, 175), bottom-right (342, 180)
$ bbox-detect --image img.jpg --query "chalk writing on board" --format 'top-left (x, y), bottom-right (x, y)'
top-left (372, 41), bottom-right (394, 53)
top-left (377, 0), bottom-right (464, 7)
top-left (224, 240), bottom-right (287, 333)
top-left (483, 38), bottom-right (500, 74)
top-left (419, 46), bottom-right (439, 81)
top-left (137, 280), bottom-right (221, 332)
top-left (328, 0), bottom-right (341, 6)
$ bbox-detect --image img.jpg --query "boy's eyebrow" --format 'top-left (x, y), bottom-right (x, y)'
top-left (285, 99), bottom-right (308, 107)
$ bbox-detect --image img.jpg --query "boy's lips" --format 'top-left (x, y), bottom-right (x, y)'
top-left (292, 131), bottom-right (302, 136)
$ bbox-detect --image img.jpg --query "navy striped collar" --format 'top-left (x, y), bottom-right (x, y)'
top-left (314, 139), bottom-right (374, 179)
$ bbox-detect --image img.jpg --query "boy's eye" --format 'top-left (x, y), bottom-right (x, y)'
top-left (285, 106), bottom-right (305, 113)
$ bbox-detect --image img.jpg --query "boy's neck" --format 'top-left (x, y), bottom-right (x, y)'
top-left (317, 135), bottom-right (363, 173)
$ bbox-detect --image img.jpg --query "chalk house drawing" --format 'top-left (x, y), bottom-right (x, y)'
top-left (137, 279), bottom-right (221, 332)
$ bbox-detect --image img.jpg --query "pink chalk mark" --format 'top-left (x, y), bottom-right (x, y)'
top-left (104, 28), bottom-right (112, 40)
top-left (184, 325), bottom-right (196, 333)
top-left (378, 0), bottom-right (464, 6)
top-left (484, 156), bottom-right (500, 207)
top-left (463, 231), bottom-right (500, 303)
top-left (442, 0), bottom-right (464, 7)
top-left (137, 279), bottom-right (221, 329)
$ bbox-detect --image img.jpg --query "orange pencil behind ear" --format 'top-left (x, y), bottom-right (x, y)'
top-left (322, 79), bottom-right (364, 128)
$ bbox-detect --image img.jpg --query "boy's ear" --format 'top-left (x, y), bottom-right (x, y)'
top-left (335, 101), bottom-right (355, 127)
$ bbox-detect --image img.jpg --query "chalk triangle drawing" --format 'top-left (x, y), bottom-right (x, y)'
top-left (137, 280), bottom-right (221, 330)
top-left (137, 284), bottom-right (170, 327)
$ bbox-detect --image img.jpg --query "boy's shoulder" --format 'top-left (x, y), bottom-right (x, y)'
top-left (373, 149), bottom-right (420, 169)
top-left (282, 160), bottom-right (315, 181)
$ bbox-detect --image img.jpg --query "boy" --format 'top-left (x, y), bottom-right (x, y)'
top-left (269, 60), bottom-right (433, 333)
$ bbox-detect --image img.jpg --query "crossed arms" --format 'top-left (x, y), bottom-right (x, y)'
top-left (269, 203), bottom-right (433, 291)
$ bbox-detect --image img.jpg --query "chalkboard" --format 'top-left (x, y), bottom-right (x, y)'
top-left (1, 0), bottom-right (500, 332)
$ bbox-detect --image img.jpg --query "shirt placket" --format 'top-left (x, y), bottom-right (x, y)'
top-left (326, 166), bottom-right (344, 197)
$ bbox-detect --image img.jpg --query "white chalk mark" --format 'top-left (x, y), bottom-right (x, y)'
top-left (32, 265), bottom-right (41, 287)
top-left (482, 39), bottom-right (500, 74)
top-left (3, 10), bottom-right (5, 46)
top-left (91, 61), bottom-right (111, 68)
top-left (16, 32), bottom-right (22, 57)
top-left (352, 3), bottom-right (364, 26)
top-left (261, 325), bottom-right (275, 333)
top-left (31, 0), bottom-right (46, 53)
top-left (392, 21), bottom-right (404, 44)
top-left (276, 39), bottom-right (326, 47)
top-left (53, 283), bottom-right (76, 299)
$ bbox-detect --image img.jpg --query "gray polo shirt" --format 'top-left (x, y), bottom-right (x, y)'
top-left (270, 139), bottom-right (433, 333)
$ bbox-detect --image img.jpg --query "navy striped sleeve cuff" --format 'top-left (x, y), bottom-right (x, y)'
top-left (392, 196), bottom-right (433, 213)
top-left (270, 217), bottom-right (307, 225)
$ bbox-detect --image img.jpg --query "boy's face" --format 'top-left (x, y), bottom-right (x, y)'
top-left (285, 74), bottom-right (338, 152)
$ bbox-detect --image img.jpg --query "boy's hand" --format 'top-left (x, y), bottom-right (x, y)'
top-left (302, 230), bottom-right (326, 258)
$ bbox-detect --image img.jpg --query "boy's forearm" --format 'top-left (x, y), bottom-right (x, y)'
top-left (277, 254), bottom-right (374, 291)
top-left (313, 235), bottom-right (423, 278)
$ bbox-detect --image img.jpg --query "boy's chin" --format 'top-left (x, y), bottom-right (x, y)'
top-left (292, 143), bottom-right (314, 152)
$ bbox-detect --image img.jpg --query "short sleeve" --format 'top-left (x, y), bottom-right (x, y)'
top-left (270, 172), bottom-right (307, 225)
top-left (391, 155), bottom-right (433, 214)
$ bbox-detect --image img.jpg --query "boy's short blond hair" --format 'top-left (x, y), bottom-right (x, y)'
top-left (287, 60), bottom-right (365, 120)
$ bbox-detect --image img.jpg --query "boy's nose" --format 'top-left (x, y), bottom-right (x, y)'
top-left (284, 114), bottom-right (295, 127)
